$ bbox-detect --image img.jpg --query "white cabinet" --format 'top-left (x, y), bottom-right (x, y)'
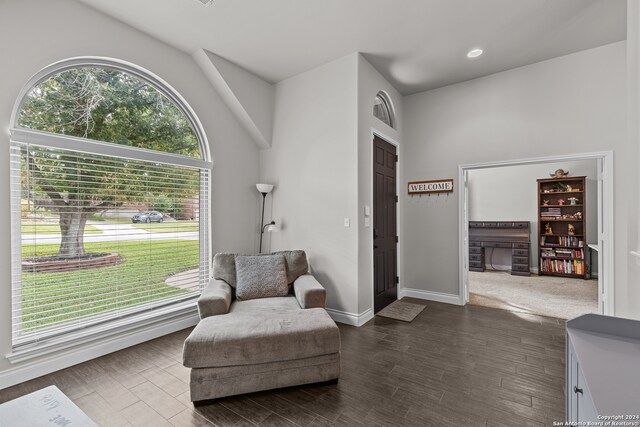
top-left (567, 340), bottom-right (597, 423)
top-left (566, 314), bottom-right (640, 423)
top-left (575, 362), bottom-right (598, 421)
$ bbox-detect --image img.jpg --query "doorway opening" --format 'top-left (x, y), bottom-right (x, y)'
top-left (458, 152), bottom-right (613, 318)
top-left (373, 134), bottom-right (399, 313)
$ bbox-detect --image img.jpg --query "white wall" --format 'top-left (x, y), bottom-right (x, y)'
top-left (260, 53), bottom-right (403, 323)
top-left (468, 160), bottom-right (598, 273)
top-left (260, 53), bottom-right (360, 315)
top-left (356, 55), bottom-right (403, 317)
top-left (193, 50), bottom-right (274, 149)
top-left (0, 0), bottom-right (259, 386)
top-left (403, 41), bottom-right (639, 319)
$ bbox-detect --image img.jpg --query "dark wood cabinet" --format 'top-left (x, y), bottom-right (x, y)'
top-left (468, 221), bottom-right (531, 276)
top-left (468, 243), bottom-right (485, 271)
top-left (537, 176), bottom-right (588, 279)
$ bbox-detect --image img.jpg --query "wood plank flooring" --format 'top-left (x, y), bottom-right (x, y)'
top-left (0, 299), bottom-right (566, 426)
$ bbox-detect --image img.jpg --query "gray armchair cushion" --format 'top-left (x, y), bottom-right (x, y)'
top-left (230, 296), bottom-right (301, 315)
top-left (235, 254), bottom-right (289, 301)
top-left (293, 274), bottom-right (326, 309)
top-left (183, 308), bottom-right (340, 368)
top-left (213, 250), bottom-right (309, 288)
top-left (213, 253), bottom-right (239, 287)
top-left (273, 250), bottom-right (309, 284)
top-left (197, 279), bottom-right (232, 319)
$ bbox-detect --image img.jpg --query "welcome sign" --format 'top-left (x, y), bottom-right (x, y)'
top-left (407, 179), bottom-right (454, 195)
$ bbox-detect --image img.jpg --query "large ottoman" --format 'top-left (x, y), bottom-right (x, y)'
top-left (183, 307), bottom-right (341, 401)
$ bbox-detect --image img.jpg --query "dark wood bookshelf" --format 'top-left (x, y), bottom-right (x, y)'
top-left (537, 176), bottom-right (589, 279)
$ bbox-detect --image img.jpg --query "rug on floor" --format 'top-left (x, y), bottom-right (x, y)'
top-left (0, 385), bottom-right (98, 426)
top-left (376, 300), bottom-right (426, 322)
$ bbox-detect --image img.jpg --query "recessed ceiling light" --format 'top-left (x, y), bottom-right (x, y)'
top-left (467, 48), bottom-right (483, 59)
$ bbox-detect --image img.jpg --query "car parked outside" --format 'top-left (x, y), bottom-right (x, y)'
top-left (131, 211), bottom-right (164, 223)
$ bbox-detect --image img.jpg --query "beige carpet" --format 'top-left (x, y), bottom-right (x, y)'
top-left (469, 270), bottom-right (598, 320)
top-left (376, 300), bottom-right (426, 322)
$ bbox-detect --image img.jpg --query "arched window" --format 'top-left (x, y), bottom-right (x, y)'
top-left (373, 91), bottom-right (395, 129)
top-left (9, 58), bottom-right (211, 351)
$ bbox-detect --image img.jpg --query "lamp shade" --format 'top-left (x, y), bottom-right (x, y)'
top-left (266, 224), bottom-right (278, 233)
top-left (256, 183), bottom-right (274, 194)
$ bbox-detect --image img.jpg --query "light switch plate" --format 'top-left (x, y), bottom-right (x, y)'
top-left (364, 218), bottom-right (370, 227)
top-left (344, 218), bottom-right (350, 227)
top-left (364, 206), bottom-right (370, 216)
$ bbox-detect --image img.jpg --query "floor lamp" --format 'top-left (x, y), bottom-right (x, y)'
top-left (257, 183), bottom-right (276, 253)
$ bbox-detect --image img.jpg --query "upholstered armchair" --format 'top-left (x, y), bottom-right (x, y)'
top-left (197, 250), bottom-right (327, 318)
top-left (182, 250), bottom-right (341, 402)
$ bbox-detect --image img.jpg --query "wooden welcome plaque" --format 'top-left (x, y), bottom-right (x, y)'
top-left (407, 179), bottom-right (454, 195)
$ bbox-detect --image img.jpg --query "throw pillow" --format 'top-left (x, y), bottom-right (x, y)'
top-left (235, 254), bottom-right (289, 301)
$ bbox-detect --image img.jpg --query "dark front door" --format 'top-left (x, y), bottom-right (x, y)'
top-left (373, 135), bottom-right (398, 313)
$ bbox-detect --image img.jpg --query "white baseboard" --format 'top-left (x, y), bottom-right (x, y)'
top-left (0, 313), bottom-right (199, 390)
top-left (326, 308), bottom-right (373, 327)
top-left (399, 287), bottom-right (463, 305)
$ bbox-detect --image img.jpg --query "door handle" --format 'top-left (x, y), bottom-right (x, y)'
top-left (573, 386), bottom-right (583, 395)
top-left (373, 229), bottom-right (378, 239)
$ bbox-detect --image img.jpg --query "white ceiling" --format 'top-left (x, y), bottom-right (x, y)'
top-left (77, 0), bottom-right (626, 95)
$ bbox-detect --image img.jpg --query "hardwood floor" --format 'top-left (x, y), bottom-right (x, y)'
top-left (0, 299), bottom-right (566, 426)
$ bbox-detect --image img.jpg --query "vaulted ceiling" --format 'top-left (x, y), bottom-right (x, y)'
top-left (77, 0), bottom-right (626, 95)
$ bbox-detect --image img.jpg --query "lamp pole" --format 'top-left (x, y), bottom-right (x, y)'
top-left (259, 192), bottom-right (267, 253)
top-left (256, 183), bottom-right (274, 254)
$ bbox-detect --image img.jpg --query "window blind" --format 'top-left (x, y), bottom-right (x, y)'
top-left (10, 141), bottom-right (210, 347)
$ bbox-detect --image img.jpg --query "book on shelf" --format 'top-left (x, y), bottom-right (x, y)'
top-left (540, 208), bottom-right (562, 218)
top-left (555, 249), bottom-right (573, 258)
top-left (540, 258), bottom-right (584, 275)
top-left (541, 248), bottom-right (555, 258)
top-left (540, 234), bottom-right (584, 248)
top-left (539, 248), bottom-right (584, 259)
top-left (541, 235), bottom-right (582, 247)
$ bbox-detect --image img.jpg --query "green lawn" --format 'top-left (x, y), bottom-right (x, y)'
top-left (21, 223), bottom-right (102, 235)
top-left (20, 240), bottom-right (198, 331)
top-left (132, 220), bottom-right (199, 233)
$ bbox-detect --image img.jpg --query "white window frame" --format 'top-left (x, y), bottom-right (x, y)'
top-left (7, 57), bottom-right (212, 362)
top-left (373, 91), bottom-right (396, 129)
